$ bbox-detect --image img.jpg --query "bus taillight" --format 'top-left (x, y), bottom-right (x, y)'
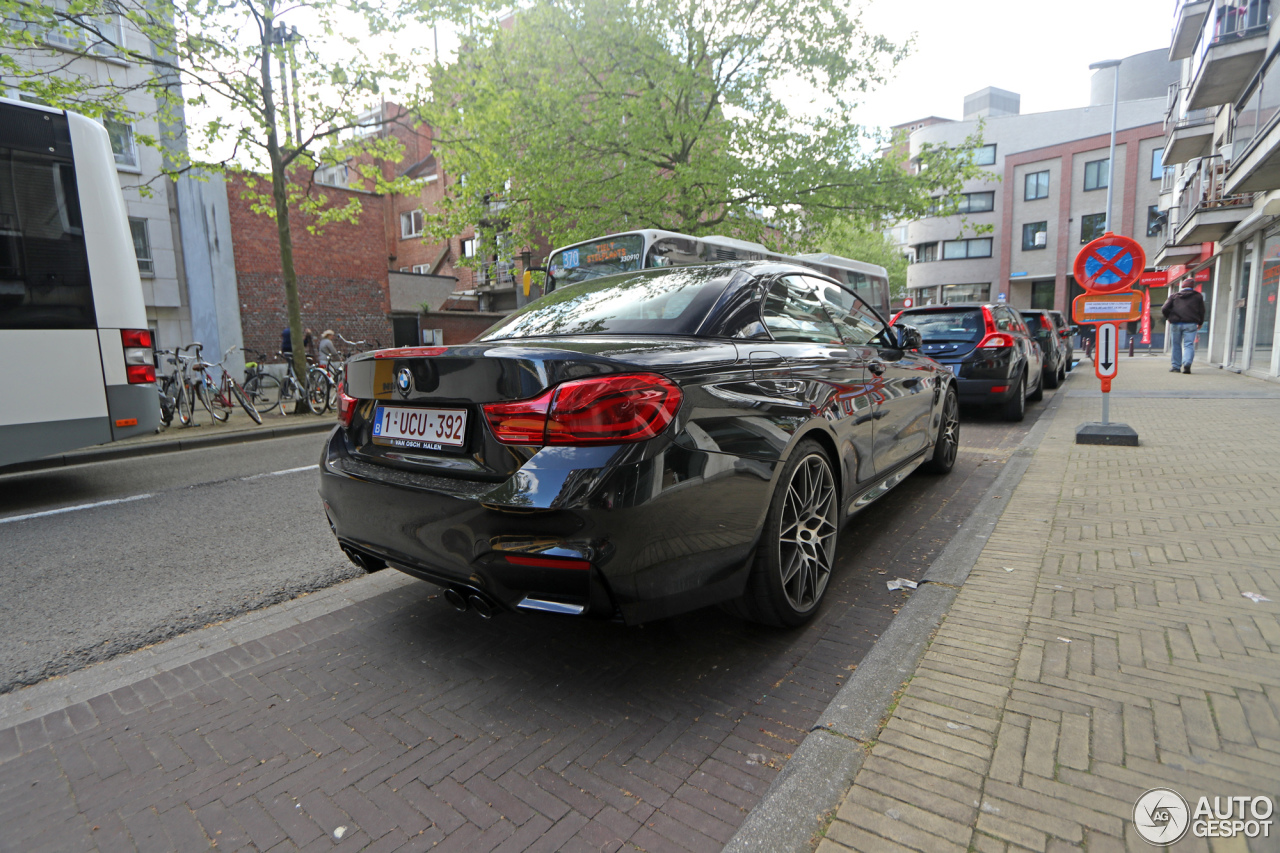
top-left (121, 329), bottom-right (155, 384)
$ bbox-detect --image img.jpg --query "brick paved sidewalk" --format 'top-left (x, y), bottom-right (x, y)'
top-left (819, 360), bottom-right (1280, 852)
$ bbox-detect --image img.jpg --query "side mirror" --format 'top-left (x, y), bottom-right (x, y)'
top-left (892, 323), bottom-right (922, 351)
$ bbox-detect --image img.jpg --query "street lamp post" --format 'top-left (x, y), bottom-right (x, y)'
top-left (1089, 59), bottom-right (1123, 234)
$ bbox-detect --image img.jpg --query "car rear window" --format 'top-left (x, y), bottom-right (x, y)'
top-left (479, 265), bottom-right (733, 340)
top-left (899, 309), bottom-right (984, 342)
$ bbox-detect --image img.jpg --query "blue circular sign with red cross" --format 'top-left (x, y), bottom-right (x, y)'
top-left (1073, 232), bottom-right (1146, 294)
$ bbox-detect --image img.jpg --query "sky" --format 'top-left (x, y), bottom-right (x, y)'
top-left (852, 0), bottom-right (1176, 131)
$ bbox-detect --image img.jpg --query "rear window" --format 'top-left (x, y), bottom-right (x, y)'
top-left (479, 266), bottom-right (733, 340)
top-left (899, 309), bottom-right (984, 342)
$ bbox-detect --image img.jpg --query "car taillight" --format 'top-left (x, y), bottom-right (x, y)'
top-left (483, 388), bottom-right (555, 444)
top-left (1041, 316), bottom-right (1053, 330)
top-left (337, 378), bottom-right (358, 428)
top-left (121, 329), bottom-right (155, 384)
top-left (978, 333), bottom-right (1014, 349)
top-left (483, 373), bottom-right (682, 446)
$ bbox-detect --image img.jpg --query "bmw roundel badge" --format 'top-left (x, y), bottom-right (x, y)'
top-left (396, 367), bottom-right (412, 396)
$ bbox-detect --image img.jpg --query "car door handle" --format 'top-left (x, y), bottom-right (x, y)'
top-left (775, 380), bottom-right (804, 394)
top-left (868, 361), bottom-right (886, 376)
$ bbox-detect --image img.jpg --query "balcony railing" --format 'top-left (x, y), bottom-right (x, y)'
top-left (1165, 86), bottom-right (1217, 135)
top-left (1229, 47), bottom-right (1280, 164)
top-left (1162, 165), bottom-right (1179, 194)
top-left (1175, 154), bottom-right (1252, 234)
top-left (1192, 0), bottom-right (1271, 83)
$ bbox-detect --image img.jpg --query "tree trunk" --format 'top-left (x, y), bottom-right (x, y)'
top-left (260, 8), bottom-right (309, 412)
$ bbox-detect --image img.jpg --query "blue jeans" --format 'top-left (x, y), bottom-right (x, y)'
top-left (1169, 322), bottom-right (1199, 369)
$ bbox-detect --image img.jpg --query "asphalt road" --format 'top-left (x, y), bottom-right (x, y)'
top-left (0, 431), bottom-right (361, 693)
top-left (0, 387), bottom-right (1052, 698)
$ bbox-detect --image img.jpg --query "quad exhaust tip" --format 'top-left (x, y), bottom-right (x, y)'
top-left (443, 588), bottom-right (469, 612)
top-left (468, 595), bottom-right (495, 619)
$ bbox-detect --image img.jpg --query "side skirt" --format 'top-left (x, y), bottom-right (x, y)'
top-left (844, 450), bottom-right (928, 521)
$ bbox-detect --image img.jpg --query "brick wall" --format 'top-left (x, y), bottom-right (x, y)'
top-left (419, 311), bottom-right (510, 344)
top-left (227, 171), bottom-right (394, 359)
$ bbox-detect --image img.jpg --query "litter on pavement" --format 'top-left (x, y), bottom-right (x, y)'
top-left (887, 578), bottom-right (918, 591)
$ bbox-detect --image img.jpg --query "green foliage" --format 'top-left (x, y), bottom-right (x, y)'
top-left (424, 0), bottom-right (988, 263)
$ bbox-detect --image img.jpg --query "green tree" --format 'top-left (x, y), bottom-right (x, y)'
top-left (424, 0), bottom-right (987, 263)
top-left (0, 0), bottom-right (451, 382)
top-left (816, 222), bottom-right (909, 297)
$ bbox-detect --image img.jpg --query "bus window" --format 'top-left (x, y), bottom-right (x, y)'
top-left (646, 236), bottom-right (703, 268)
top-left (0, 138), bottom-right (95, 330)
top-left (547, 234), bottom-right (645, 285)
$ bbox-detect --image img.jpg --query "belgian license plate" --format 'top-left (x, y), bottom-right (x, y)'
top-left (371, 405), bottom-right (467, 450)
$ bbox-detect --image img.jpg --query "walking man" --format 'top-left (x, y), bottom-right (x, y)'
top-left (1161, 281), bottom-right (1206, 374)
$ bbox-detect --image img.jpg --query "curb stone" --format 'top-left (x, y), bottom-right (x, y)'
top-left (3, 419), bottom-right (336, 475)
top-left (723, 383), bottom-right (1067, 853)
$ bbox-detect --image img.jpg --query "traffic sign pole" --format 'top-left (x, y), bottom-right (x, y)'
top-left (1073, 233), bottom-right (1142, 446)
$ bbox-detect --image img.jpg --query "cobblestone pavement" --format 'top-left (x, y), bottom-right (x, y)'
top-left (819, 359), bottom-right (1280, 853)
top-left (0, 399), bottom-right (1039, 851)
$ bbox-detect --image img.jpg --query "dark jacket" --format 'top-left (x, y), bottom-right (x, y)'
top-left (1162, 287), bottom-right (1205, 325)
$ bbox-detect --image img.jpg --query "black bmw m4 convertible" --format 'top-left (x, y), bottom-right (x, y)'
top-left (319, 262), bottom-right (959, 626)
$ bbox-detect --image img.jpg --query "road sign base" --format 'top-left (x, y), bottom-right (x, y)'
top-left (1075, 422), bottom-right (1140, 446)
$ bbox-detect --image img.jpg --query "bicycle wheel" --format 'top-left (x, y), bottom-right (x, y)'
top-left (175, 382), bottom-right (193, 426)
top-left (158, 379), bottom-right (175, 426)
top-left (325, 368), bottom-right (339, 412)
top-left (199, 381), bottom-right (230, 422)
top-left (230, 380), bottom-right (262, 425)
top-left (305, 369), bottom-right (330, 415)
top-left (243, 373), bottom-right (281, 415)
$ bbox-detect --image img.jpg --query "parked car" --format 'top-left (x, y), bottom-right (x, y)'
top-left (892, 302), bottom-right (1043, 421)
top-left (319, 262), bottom-right (959, 627)
top-left (1020, 309), bottom-right (1069, 389)
top-left (1047, 310), bottom-right (1075, 369)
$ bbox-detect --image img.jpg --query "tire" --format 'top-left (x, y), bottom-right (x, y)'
top-left (244, 374), bottom-right (281, 415)
top-left (1028, 369), bottom-right (1044, 402)
top-left (305, 369), bottom-right (330, 415)
top-left (1043, 362), bottom-right (1061, 389)
top-left (200, 382), bottom-right (231, 422)
top-left (735, 439), bottom-right (839, 627)
top-left (230, 380), bottom-right (262, 425)
top-left (922, 385), bottom-right (960, 474)
top-left (1002, 373), bottom-right (1026, 422)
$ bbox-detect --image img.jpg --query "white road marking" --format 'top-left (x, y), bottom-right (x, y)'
top-left (240, 464), bottom-right (318, 481)
top-left (0, 493), bottom-right (154, 525)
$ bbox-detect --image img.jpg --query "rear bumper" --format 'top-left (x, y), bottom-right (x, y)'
top-left (317, 427), bottom-right (774, 624)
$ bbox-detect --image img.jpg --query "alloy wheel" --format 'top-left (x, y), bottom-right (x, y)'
top-left (936, 391), bottom-right (959, 469)
top-left (777, 454), bottom-right (837, 611)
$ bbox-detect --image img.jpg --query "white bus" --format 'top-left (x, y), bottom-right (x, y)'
top-left (0, 96), bottom-right (159, 469)
top-left (545, 229), bottom-right (893, 318)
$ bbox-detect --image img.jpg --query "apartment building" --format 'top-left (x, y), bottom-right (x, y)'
top-left (1160, 0), bottom-right (1280, 380)
top-left (902, 52), bottom-right (1179, 341)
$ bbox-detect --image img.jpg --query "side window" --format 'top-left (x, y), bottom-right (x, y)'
top-left (761, 277), bottom-right (842, 344)
top-left (806, 276), bottom-right (883, 345)
top-left (994, 308), bottom-right (1015, 332)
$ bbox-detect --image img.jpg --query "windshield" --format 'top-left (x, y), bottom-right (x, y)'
top-left (901, 309), bottom-right (984, 343)
top-left (480, 266), bottom-right (734, 340)
top-left (547, 234), bottom-right (645, 285)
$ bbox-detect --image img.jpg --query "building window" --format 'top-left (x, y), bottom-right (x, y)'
top-left (1022, 221), bottom-right (1048, 251)
top-left (1024, 170), bottom-right (1050, 200)
top-left (1083, 159), bottom-right (1109, 191)
top-left (315, 164), bottom-right (349, 187)
top-left (1147, 205), bottom-right (1167, 238)
top-left (411, 264), bottom-right (430, 274)
top-left (1080, 213), bottom-right (1107, 243)
top-left (972, 144), bottom-right (996, 166)
top-left (128, 217), bottom-right (153, 275)
top-left (399, 209), bottom-right (424, 238)
top-left (941, 283), bottom-right (990, 302)
top-left (1031, 281), bottom-right (1055, 309)
top-left (958, 191), bottom-right (995, 214)
top-left (462, 237), bottom-right (477, 258)
top-left (104, 118), bottom-right (137, 168)
top-left (1151, 148), bottom-right (1164, 180)
top-left (915, 242), bottom-right (938, 263)
top-left (942, 238), bottom-right (993, 260)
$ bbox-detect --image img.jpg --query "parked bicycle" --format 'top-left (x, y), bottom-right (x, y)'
top-left (156, 343), bottom-right (204, 427)
top-left (242, 349), bottom-right (283, 415)
top-left (316, 334), bottom-right (378, 412)
top-left (193, 345), bottom-right (262, 424)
